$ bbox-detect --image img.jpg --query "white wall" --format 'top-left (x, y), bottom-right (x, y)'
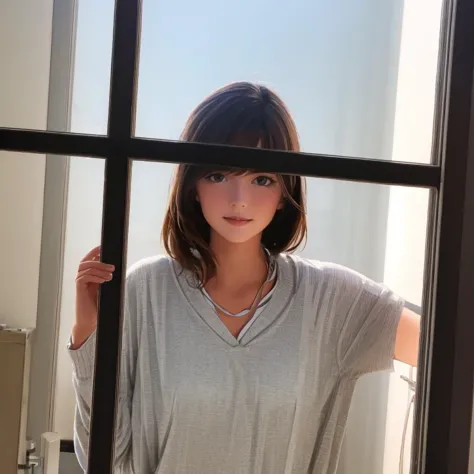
top-left (0, 1), bottom-right (55, 467)
top-left (0, 1), bottom-right (53, 328)
top-left (0, 0), bottom-right (54, 465)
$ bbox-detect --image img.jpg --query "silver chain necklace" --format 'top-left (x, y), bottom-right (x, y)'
top-left (201, 250), bottom-right (277, 318)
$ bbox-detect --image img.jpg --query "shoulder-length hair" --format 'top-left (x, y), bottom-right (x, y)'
top-left (162, 81), bottom-right (307, 284)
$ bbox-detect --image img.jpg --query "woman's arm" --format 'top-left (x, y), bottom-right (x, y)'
top-left (69, 261), bottom-right (139, 473)
top-left (394, 308), bottom-right (421, 367)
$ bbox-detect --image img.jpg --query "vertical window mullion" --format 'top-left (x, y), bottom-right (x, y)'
top-left (419, 0), bottom-right (474, 472)
top-left (87, 0), bottom-right (142, 472)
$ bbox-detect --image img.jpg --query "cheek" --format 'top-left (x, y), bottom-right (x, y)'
top-left (196, 182), bottom-right (210, 204)
top-left (196, 184), bottom-right (223, 216)
top-left (253, 188), bottom-right (282, 213)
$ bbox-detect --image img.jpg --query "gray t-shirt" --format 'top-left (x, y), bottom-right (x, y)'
top-left (69, 253), bottom-right (404, 474)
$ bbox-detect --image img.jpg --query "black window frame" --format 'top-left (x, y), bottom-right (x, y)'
top-left (2, 0), bottom-right (474, 473)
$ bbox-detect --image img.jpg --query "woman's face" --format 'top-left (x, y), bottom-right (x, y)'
top-left (195, 171), bottom-right (283, 245)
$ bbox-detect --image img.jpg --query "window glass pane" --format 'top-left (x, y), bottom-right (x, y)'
top-left (1, 3), bottom-right (59, 130)
top-left (0, 150), bottom-right (54, 327)
top-left (0, 152), bottom-right (105, 447)
top-left (0, 151), bottom-right (97, 472)
top-left (135, 0), bottom-right (443, 164)
top-left (53, 155), bottom-right (427, 472)
top-left (70, 0), bottom-right (114, 134)
top-left (1, 0), bottom-right (114, 134)
top-left (55, 156), bottom-right (105, 441)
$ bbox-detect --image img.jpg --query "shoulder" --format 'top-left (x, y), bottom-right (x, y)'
top-left (126, 254), bottom-right (174, 288)
top-left (282, 253), bottom-right (383, 297)
top-left (283, 253), bottom-right (366, 283)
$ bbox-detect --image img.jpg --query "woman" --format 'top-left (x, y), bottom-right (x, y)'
top-left (69, 81), bottom-right (420, 474)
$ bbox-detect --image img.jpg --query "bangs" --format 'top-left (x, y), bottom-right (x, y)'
top-left (180, 82), bottom-right (300, 153)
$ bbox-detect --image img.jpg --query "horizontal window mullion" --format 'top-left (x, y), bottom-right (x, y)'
top-left (0, 128), bottom-right (440, 189)
top-left (130, 137), bottom-right (441, 188)
top-left (0, 128), bottom-right (110, 158)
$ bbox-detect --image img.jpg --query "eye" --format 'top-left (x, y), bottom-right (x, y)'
top-left (253, 175), bottom-right (275, 186)
top-left (206, 173), bottom-right (226, 183)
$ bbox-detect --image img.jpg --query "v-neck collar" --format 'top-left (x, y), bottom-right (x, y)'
top-left (171, 254), bottom-right (295, 347)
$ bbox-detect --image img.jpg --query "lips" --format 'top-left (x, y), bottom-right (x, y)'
top-left (224, 216), bottom-right (251, 221)
top-left (223, 216), bottom-right (252, 225)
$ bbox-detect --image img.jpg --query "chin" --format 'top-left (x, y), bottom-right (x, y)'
top-left (219, 233), bottom-right (259, 245)
top-left (213, 226), bottom-right (262, 245)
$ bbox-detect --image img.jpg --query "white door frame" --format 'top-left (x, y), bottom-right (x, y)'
top-left (27, 0), bottom-right (77, 448)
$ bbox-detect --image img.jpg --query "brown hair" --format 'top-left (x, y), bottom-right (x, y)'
top-left (162, 81), bottom-right (307, 284)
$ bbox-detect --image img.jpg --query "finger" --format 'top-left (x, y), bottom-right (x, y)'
top-left (81, 245), bottom-right (101, 263)
top-left (76, 274), bottom-right (109, 285)
top-left (76, 268), bottom-right (113, 281)
top-left (78, 261), bottom-right (115, 272)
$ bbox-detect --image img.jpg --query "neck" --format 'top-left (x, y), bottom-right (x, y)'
top-left (207, 233), bottom-right (267, 291)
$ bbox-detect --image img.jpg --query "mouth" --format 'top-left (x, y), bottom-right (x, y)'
top-left (223, 216), bottom-right (253, 226)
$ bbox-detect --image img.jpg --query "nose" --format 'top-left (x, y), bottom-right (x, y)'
top-left (228, 179), bottom-right (248, 209)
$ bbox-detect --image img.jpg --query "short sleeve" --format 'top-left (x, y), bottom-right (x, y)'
top-left (334, 267), bottom-right (405, 377)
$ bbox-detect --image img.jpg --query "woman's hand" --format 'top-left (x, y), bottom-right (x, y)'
top-left (71, 246), bottom-right (115, 349)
